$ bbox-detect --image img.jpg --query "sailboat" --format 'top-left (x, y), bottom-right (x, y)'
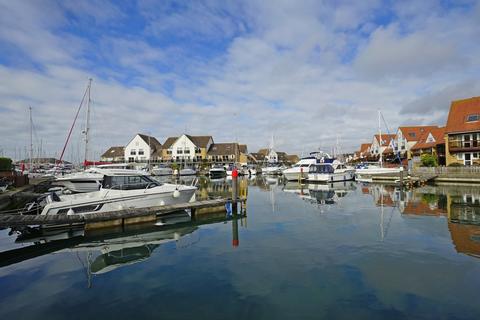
top-left (355, 111), bottom-right (403, 180)
top-left (262, 134), bottom-right (282, 175)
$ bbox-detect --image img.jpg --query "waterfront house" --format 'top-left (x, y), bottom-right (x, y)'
top-left (445, 96), bottom-right (480, 166)
top-left (410, 127), bottom-right (446, 166)
top-left (355, 143), bottom-right (371, 160)
top-left (162, 134), bottom-right (213, 162)
top-left (370, 134), bottom-right (396, 159)
top-left (395, 126), bottom-right (438, 160)
top-left (207, 143), bottom-right (245, 163)
top-left (249, 152), bottom-right (265, 163)
top-left (124, 134), bottom-right (162, 162)
top-left (100, 146), bottom-right (125, 162)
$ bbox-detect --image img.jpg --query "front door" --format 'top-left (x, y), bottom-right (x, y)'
top-left (465, 153), bottom-right (472, 166)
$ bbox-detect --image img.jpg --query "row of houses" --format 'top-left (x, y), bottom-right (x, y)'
top-left (354, 96), bottom-right (480, 167)
top-left (100, 133), bottom-right (299, 165)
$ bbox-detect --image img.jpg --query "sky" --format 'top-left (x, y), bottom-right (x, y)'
top-left (0, 0), bottom-right (479, 162)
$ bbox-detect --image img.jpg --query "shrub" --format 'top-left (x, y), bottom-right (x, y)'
top-left (420, 154), bottom-right (437, 167)
top-left (0, 157), bottom-right (12, 171)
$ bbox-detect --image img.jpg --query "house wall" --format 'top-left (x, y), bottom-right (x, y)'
top-left (124, 135), bottom-right (152, 162)
top-left (445, 133), bottom-right (480, 166)
top-left (171, 135), bottom-right (201, 161)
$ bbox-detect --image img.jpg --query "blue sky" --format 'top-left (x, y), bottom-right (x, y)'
top-left (0, 0), bottom-right (479, 162)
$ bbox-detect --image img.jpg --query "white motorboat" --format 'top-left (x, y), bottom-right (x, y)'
top-left (152, 165), bottom-right (173, 176)
top-left (0, 180), bottom-right (8, 193)
top-left (262, 163), bottom-right (282, 175)
top-left (307, 161), bottom-right (355, 183)
top-left (354, 162), bottom-right (403, 179)
top-left (209, 164), bottom-right (226, 178)
top-left (180, 167), bottom-right (197, 176)
top-left (41, 173), bottom-right (197, 216)
top-left (55, 166), bottom-right (150, 193)
top-left (282, 156), bottom-right (319, 181)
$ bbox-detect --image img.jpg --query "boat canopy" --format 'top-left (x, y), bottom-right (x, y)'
top-left (309, 164), bottom-right (334, 174)
top-left (103, 175), bottom-right (160, 190)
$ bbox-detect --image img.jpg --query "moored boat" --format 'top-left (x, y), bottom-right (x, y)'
top-left (307, 161), bottom-right (355, 183)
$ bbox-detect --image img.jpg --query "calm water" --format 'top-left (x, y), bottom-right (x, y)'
top-left (1, 176), bottom-right (480, 319)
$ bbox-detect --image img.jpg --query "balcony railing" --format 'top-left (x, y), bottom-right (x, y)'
top-left (449, 140), bottom-right (480, 151)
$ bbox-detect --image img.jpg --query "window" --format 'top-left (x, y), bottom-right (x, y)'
top-left (466, 114), bottom-right (480, 122)
top-left (184, 149), bottom-right (190, 154)
top-left (195, 147), bottom-right (201, 154)
top-left (474, 153), bottom-right (479, 159)
top-left (167, 150), bottom-right (172, 155)
top-left (456, 153), bottom-right (463, 160)
top-left (177, 148), bottom-right (183, 154)
top-left (128, 157), bottom-right (134, 162)
top-left (408, 132), bottom-right (416, 138)
top-left (130, 150), bottom-right (136, 155)
top-left (138, 149), bottom-right (144, 155)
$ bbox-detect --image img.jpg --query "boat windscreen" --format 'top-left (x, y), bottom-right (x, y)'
top-left (309, 164), bottom-right (334, 174)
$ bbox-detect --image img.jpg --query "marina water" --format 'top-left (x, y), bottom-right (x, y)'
top-left (1, 177), bottom-right (480, 319)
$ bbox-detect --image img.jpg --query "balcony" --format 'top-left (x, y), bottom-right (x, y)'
top-left (449, 139), bottom-right (480, 152)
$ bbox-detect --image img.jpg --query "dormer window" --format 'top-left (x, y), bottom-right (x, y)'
top-left (408, 133), bottom-right (416, 138)
top-left (466, 114), bottom-right (480, 122)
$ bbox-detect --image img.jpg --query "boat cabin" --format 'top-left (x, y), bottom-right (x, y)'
top-left (309, 164), bottom-right (334, 174)
top-left (102, 175), bottom-right (160, 190)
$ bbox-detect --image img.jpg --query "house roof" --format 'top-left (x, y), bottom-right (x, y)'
top-left (285, 154), bottom-right (300, 163)
top-left (163, 135), bottom-right (213, 149)
top-left (186, 135), bottom-right (212, 148)
top-left (207, 143), bottom-right (239, 156)
top-left (239, 144), bottom-right (247, 154)
top-left (137, 134), bottom-right (162, 151)
top-left (101, 146), bottom-right (125, 158)
top-left (258, 148), bottom-right (269, 156)
top-left (445, 96), bottom-right (480, 134)
top-left (249, 152), bottom-right (265, 161)
top-left (398, 126), bottom-right (438, 141)
top-left (411, 127), bottom-right (446, 151)
top-left (374, 134), bottom-right (396, 147)
top-left (359, 143), bottom-right (370, 153)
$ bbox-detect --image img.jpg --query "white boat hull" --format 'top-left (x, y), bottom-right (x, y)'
top-left (179, 168), bottom-right (196, 176)
top-left (152, 168), bottom-right (173, 176)
top-left (283, 170), bottom-right (309, 181)
top-left (308, 170), bottom-right (355, 183)
top-left (41, 184), bottom-right (196, 216)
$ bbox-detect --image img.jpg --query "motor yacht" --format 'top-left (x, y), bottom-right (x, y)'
top-left (282, 156), bottom-right (319, 181)
top-left (262, 163), bottom-right (282, 175)
top-left (180, 167), bottom-right (197, 176)
top-left (354, 162), bottom-right (403, 180)
top-left (42, 173), bottom-right (197, 215)
top-left (152, 165), bottom-right (173, 176)
top-left (308, 161), bottom-right (355, 183)
top-left (209, 164), bottom-right (226, 178)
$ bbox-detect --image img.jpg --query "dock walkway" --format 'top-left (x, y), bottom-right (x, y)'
top-left (0, 198), bottom-right (246, 228)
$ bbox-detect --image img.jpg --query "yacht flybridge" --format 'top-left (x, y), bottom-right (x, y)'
top-left (42, 173), bottom-right (197, 216)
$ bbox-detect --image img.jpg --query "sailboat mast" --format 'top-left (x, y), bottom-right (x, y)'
top-left (84, 78), bottom-right (92, 165)
top-left (378, 110), bottom-right (383, 167)
top-left (29, 106), bottom-right (33, 171)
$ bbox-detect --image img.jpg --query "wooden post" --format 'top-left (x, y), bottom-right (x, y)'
top-left (232, 216), bottom-right (239, 247)
top-left (232, 167), bottom-right (238, 214)
top-left (399, 167), bottom-right (404, 187)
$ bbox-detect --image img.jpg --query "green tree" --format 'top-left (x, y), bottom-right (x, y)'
top-left (420, 153), bottom-right (437, 167)
top-left (0, 157), bottom-right (13, 171)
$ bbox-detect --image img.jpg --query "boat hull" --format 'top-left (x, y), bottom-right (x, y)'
top-left (41, 185), bottom-right (196, 216)
top-left (308, 170), bottom-right (355, 183)
top-left (283, 170), bottom-right (309, 181)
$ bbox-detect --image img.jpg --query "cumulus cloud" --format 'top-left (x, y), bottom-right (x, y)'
top-left (0, 0), bottom-right (479, 161)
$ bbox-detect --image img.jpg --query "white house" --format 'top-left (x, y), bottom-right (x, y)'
top-left (125, 134), bottom-right (162, 162)
top-left (370, 134), bottom-right (396, 157)
top-left (267, 149), bottom-right (278, 163)
top-left (168, 134), bottom-right (213, 162)
top-left (395, 126), bottom-right (438, 159)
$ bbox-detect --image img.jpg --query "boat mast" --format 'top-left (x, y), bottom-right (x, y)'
top-left (83, 78), bottom-right (92, 166)
top-left (29, 106), bottom-right (33, 171)
top-left (378, 110), bottom-right (383, 168)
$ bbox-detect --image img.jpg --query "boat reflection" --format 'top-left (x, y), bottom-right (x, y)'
top-left (1, 209), bottom-right (247, 285)
top-left (282, 181), bottom-right (356, 205)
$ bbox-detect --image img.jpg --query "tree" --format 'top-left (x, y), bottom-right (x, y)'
top-left (0, 157), bottom-right (12, 171)
top-left (420, 153), bottom-right (437, 167)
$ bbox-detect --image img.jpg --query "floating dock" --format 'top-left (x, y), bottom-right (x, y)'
top-left (0, 198), bottom-right (246, 229)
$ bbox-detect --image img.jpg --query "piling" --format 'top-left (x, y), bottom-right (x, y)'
top-left (399, 167), bottom-right (404, 187)
top-left (232, 167), bottom-right (238, 214)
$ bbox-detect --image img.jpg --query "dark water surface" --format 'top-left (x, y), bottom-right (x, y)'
top-left (1, 177), bottom-right (480, 319)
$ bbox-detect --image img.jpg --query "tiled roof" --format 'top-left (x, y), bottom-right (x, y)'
top-left (162, 137), bottom-right (178, 149)
top-left (258, 148), bottom-right (269, 156)
top-left (359, 143), bottom-right (370, 153)
top-left (411, 127), bottom-right (446, 151)
top-left (207, 143), bottom-right (239, 156)
top-left (239, 144), bottom-right (248, 154)
top-left (101, 146), bottom-right (125, 158)
top-left (374, 134), bottom-right (396, 147)
top-left (186, 135), bottom-right (212, 148)
top-left (138, 134), bottom-right (162, 151)
top-left (398, 126), bottom-right (438, 141)
top-left (249, 153), bottom-right (265, 161)
top-left (445, 96), bottom-right (480, 134)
